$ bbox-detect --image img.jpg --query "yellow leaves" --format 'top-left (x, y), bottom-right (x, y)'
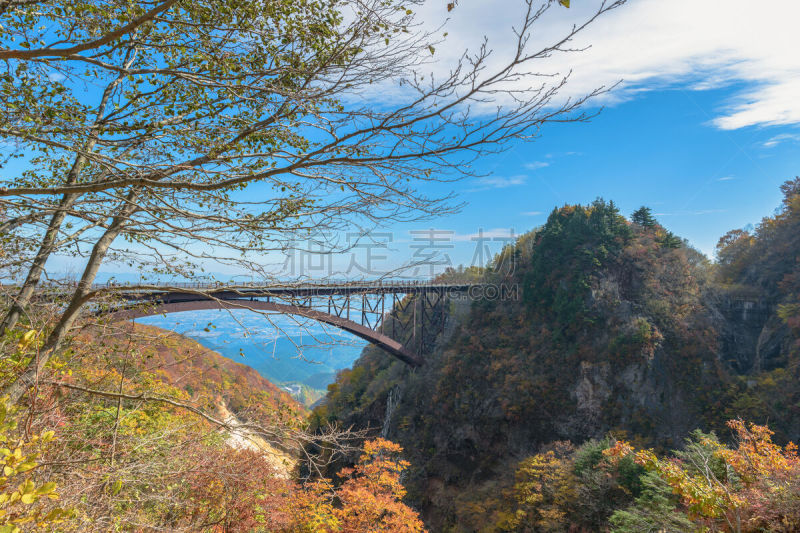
top-left (285, 479), bottom-right (339, 532)
top-left (16, 331), bottom-right (36, 352)
top-left (635, 445), bottom-right (729, 517)
top-left (632, 448), bottom-right (657, 468)
top-left (559, 0), bottom-right (570, 8)
top-left (0, 399), bottom-right (72, 530)
top-left (777, 302), bottom-right (800, 322)
top-left (505, 445), bottom-right (578, 530)
top-left (1, 445), bottom-right (37, 479)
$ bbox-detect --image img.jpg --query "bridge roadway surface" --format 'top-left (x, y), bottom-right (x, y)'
top-left (89, 280), bottom-right (481, 367)
top-left (95, 280), bottom-right (475, 299)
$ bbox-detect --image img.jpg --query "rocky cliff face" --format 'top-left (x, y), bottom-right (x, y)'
top-left (712, 293), bottom-right (775, 372)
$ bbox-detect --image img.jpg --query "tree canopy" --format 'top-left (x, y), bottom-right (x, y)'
top-left (0, 0), bottom-right (626, 402)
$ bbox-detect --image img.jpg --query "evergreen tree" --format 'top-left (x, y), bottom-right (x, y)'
top-left (658, 231), bottom-right (684, 249)
top-left (631, 206), bottom-right (657, 228)
top-left (609, 472), bottom-right (694, 533)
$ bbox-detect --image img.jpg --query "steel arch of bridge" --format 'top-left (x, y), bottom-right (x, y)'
top-left (102, 281), bottom-right (478, 367)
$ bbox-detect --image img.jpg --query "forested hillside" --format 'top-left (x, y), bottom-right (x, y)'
top-left (313, 179), bottom-right (800, 531)
top-left (0, 321), bottom-right (428, 531)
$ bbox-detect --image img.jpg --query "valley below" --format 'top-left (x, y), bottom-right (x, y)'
top-left (135, 309), bottom-right (367, 406)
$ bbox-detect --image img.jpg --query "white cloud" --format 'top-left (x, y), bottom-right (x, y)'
top-left (521, 211), bottom-right (543, 216)
top-left (763, 133), bottom-right (800, 148)
top-left (467, 174), bottom-right (527, 192)
top-left (524, 161), bottom-right (549, 170)
top-left (717, 176), bottom-right (735, 181)
top-left (414, 0), bottom-right (800, 130)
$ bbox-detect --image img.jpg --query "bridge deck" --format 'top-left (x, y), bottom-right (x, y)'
top-left (20, 280), bottom-right (479, 298)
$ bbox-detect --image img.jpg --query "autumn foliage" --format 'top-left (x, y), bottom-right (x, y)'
top-left (489, 419), bottom-right (800, 532)
top-left (288, 438), bottom-right (426, 532)
top-left (0, 319), bottom-right (425, 532)
top-left (612, 420), bottom-right (800, 532)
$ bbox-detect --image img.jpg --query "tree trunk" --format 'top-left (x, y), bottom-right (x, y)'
top-left (1, 192), bottom-right (81, 334)
top-left (4, 189), bottom-right (140, 404)
top-left (1, 74), bottom-right (124, 334)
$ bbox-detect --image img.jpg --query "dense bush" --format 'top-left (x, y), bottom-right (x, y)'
top-left (496, 419), bottom-right (800, 532)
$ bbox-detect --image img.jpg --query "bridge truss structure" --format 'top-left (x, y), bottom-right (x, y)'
top-left (98, 280), bottom-right (479, 367)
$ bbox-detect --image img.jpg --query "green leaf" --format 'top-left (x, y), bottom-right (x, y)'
top-left (559, 0), bottom-right (570, 6)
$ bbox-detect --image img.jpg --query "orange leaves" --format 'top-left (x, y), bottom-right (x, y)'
top-left (288, 438), bottom-right (426, 532)
top-left (334, 438), bottom-right (425, 532)
top-left (498, 423), bottom-right (800, 532)
top-left (602, 439), bottom-right (634, 464)
top-left (720, 420), bottom-right (799, 484)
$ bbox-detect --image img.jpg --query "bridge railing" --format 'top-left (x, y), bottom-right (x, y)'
top-left (89, 279), bottom-right (449, 290)
top-left (7, 279), bottom-right (479, 291)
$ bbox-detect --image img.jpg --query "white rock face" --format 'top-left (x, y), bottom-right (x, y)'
top-left (217, 400), bottom-right (295, 479)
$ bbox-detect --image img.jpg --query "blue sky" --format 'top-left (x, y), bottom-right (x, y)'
top-left (342, 0), bottom-right (800, 274)
top-left (266, 84), bottom-right (800, 279)
top-left (36, 0), bottom-right (800, 280)
top-left (424, 86), bottom-right (800, 262)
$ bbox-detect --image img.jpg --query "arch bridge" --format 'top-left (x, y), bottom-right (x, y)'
top-left (102, 280), bottom-right (482, 367)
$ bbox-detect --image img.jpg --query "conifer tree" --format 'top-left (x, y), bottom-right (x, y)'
top-left (631, 206), bottom-right (657, 228)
